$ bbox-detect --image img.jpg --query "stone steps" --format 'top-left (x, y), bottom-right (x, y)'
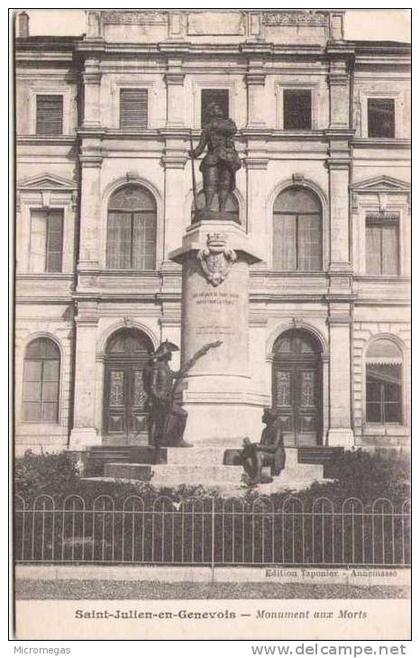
top-left (103, 447), bottom-right (325, 490)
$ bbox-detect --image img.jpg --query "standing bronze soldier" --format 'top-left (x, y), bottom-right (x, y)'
top-left (189, 102), bottom-right (241, 213)
top-left (144, 339), bottom-right (222, 448)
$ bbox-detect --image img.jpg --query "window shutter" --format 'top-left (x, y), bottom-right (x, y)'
top-left (36, 95), bottom-right (63, 135)
top-left (381, 224), bottom-right (399, 275)
top-left (366, 214), bottom-right (399, 275)
top-left (120, 89), bottom-right (148, 129)
top-left (366, 224), bottom-right (382, 275)
top-left (273, 214), bottom-right (296, 270)
top-left (29, 210), bottom-right (47, 272)
top-left (132, 212), bottom-right (157, 270)
top-left (107, 212), bottom-right (132, 269)
top-left (46, 211), bottom-right (64, 272)
top-left (298, 213), bottom-right (322, 271)
top-left (367, 98), bottom-right (395, 138)
top-left (283, 90), bottom-right (312, 130)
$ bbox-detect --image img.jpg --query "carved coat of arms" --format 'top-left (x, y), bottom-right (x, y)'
top-left (197, 233), bottom-right (237, 286)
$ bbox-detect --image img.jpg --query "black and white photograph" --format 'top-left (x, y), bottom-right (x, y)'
top-left (11, 7), bottom-right (412, 643)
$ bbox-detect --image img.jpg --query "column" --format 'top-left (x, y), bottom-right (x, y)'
top-left (329, 11), bottom-right (345, 42)
top-left (328, 159), bottom-right (351, 268)
top-left (327, 312), bottom-right (353, 447)
top-left (69, 302), bottom-right (99, 448)
top-left (169, 221), bottom-right (262, 444)
top-left (328, 59), bottom-right (350, 130)
top-left (326, 50), bottom-right (354, 447)
top-left (164, 63), bottom-right (185, 128)
top-left (244, 156), bottom-right (268, 255)
top-left (82, 59), bottom-right (101, 128)
top-left (161, 141), bottom-right (187, 262)
top-left (246, 66), bottom-right (266, 128)
top-left (326, 147), bottom-right (354, 447)
top-left (78, 153), bottom-right (102, 270)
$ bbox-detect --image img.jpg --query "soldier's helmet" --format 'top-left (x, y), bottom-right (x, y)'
top-left (154, 339), bottom-right (179, 360)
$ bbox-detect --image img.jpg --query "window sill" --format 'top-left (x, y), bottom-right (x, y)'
top-left (262, 271), bottom-right (326, 276)
top-left (17, 423), bottom-right (66, 435)
top-left (355, 275), bottom-right (409, 281)
top-left (17, 273), bottom-right (73, 279)
top-left (97, 269), bottom-right (159, 276)
top-left (351, 137), bottom-right (410, 148)
top-left (363, 425), bottom-right (409, 436)
top-left (17, 134), bottom-right (76, 143)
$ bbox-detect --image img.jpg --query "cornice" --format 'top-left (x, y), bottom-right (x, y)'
top-left (16, 135), bottom-right (77, 146)
top-left (351, 138), bottom-right (411, 149)
top-left (16, 296), bottom-right (73, 304)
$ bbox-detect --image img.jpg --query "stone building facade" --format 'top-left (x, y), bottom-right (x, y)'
top-left (15, 10), bottom-right (411, 457)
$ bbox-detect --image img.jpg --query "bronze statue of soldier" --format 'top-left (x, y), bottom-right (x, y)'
top-left (240, 408), bottom-right (286, 486)
top-left (189, 102), bottom-right (241, 215)
top-left (143, 339), bottom-right (222, 448)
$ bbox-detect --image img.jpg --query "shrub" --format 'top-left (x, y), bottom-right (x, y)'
top-left (14, 450), bottom-right (79, 500)
top-left (14, 448), bottom-right (410, 506)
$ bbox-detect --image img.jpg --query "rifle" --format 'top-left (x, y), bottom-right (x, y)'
top-left (189, 129), bottom-right (198, 216)
top-left (162, 341), bottom-right (223, 440)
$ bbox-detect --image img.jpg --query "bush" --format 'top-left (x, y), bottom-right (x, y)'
top-left (14, 448), bottom-right (410, 507)
top-left (14, 451), bottom-right (79, 500)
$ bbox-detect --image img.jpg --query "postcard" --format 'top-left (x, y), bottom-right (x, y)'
top-left (12, 7), bottom-right (411, 643)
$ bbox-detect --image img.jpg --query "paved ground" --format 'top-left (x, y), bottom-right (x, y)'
top-left (15, 579), bottom-right (409, 600)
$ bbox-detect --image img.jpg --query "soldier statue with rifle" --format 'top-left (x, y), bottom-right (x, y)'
top-left (143, 339), bottom-right (222, 448)
top-left (189, 101), bottom-right (241, 216)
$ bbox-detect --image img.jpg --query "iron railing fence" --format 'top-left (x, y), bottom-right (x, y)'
top-left (14, 495), bottom-right (411, 568)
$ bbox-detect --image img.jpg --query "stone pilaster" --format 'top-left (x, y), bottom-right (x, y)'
top-left (246, 58), bottom-right (266, 128)
top-left (164, 61), bottom-right (185, 128)
top-left (326, 125), bottom-right (354, 447)
top-left (82, 59), bottom-right (102, 128)
top-left (327, 137), bottom-right (352, 271)
top-left (78, 149), bottom-right (102, 271)
top-left (327, 309), bottom-right (354, 448)
top-left (69, 302), bottom-right (99, 449)
top-left (244, 153), bottom-right (268, 256)
top-left (160, 132), bottom-right (188, 264)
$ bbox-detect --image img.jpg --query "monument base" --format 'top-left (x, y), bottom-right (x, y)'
top-left (179, 372), bottom-right (267, 445)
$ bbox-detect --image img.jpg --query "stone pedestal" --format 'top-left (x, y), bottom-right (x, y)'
top-left (169, 220), bottom-right (262, 444)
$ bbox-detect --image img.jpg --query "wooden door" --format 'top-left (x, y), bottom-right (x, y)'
top-left (272, 330), bottom-right (322, 446)
top-left (103, 329), bottom-right (152, 440)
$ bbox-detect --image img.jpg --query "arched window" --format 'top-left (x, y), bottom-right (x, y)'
top-left (366, 339), bottom-right (403, 424)
top-left (22, 338), bottom-right (60, 422)
top-left (106, 184), bottom-right (157, 270)
top-left (273, 186), bottom-right (322, 271)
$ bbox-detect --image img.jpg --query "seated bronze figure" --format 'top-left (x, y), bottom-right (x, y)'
top-left (240, 408), bottom-right (286, 485)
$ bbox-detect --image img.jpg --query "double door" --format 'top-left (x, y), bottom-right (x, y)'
top-left (104, 360), bottom-right (148, 439)
top-left (273, 360), bottom-right (321, 446)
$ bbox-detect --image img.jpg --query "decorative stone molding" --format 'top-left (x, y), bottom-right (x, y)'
top-left (161, 155), bottom-right (187, 169)
top-left (164, 72), bottom-right (185, 86)
top-left (102, 11), bottom-right (167, 25)
top-left (79, 154), bottom-right (103, 167)
top-left (197, 233), bottom-right (237, 287)
top-left (262, 11), bottom-right (328, 26)
top-left (246, 72), bottom-right (266, 86)
top-left (327, 315), bottom-right (353, 326)
top-left (243, 157), bottom-right (268, 170)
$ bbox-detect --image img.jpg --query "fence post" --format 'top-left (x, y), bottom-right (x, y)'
top-left (211, 497), bottom-right (215, 583)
